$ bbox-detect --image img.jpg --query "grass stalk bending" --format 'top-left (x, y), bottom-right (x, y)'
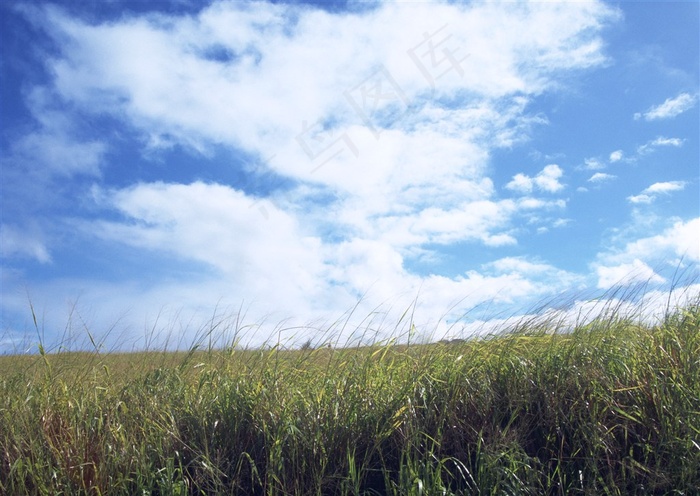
top-left (1, 301), bottom-right (698, 494)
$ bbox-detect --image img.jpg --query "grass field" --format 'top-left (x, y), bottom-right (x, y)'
top-left (1, 297), bottom-right (699, 495)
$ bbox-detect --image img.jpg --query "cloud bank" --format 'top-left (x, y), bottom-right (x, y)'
top-left (2, 0), bottom-right (697, 351)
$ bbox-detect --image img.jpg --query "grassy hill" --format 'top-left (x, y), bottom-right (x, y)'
top-left (1, 300), bottom-right (699, 495)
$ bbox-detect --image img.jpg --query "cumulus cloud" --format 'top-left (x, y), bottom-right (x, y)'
top-left (622, 218), bottom-right (700, 263)
top-left (609, 150), bottom-right (623, 162)
top-left (634, 92), bottom-right (698, 121)
top-left (22, 0), bottom-right (612, 263)
top-left (40, 0), bottom-right (600, 265)
top-left (594, 217), bottom-right (700, 291)
top-left (2, 0), bottom-right (626, 349)
top-left (583, 157), bottom-right (605, 170)
top-left (89, 182), bottom-right (332, 308)
top-left (588, 216), bottom-right (700, 322)
top-left (73, 178), bottom-right (585, 347)
top-left (505, 174), bottom-right (534, 193)
top-left (33, 1), bottom-right (617, 162)
top-left (596, 259), bottom-right (665, 290)
top-left (506, 164), bottom-right (564, 194)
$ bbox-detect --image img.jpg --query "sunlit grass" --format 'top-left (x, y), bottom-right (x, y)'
top-left (1, 293), bottom-right (699, 494)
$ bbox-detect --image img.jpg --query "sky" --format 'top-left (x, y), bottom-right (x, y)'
top-left (1, 0), bottom-right (698, 353)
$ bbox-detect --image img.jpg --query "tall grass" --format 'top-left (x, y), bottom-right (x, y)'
top-left (1, 296), bottom-right (699, 495)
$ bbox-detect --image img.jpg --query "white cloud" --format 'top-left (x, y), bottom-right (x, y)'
top-left (7, 87), bottom-right (106, 178)
top-left (621, 218), bottom-right (700, 263)
top-left (643, 181), bottom-right (686, 194)
top-left (588, 172), bottom-right (615, 183)
top-left (649, 137), bottom-right (684, 147)
top-left (506, 164), bottom-right (564, 194)
top-left (71, 180), bottom-right (585, 348)
top-left (35, 1), bottom-right (617, 158)
top-left (592, 217), bottom-right (700, 290)
top-left (603, 138), bottom-right (683, 166)
top-left (637, 136), bottom-right (684, 155)
top-left (32, 1), bottom-right (616, 175)
top-left (0, 88), bottom-right (108, 264)
top-left (535, 165), bottom-right (566, 193)
top-left (635, 92), bottom-right (698, 121)
top-left (389, 201), bottom-right (519, 246)
top-left (12, 132), bottom-right (106, 178)
top-left (584, 157), bottom-right (605, 170)
top-left (609, 150), bottom-right (623, 162)
top-left (505, 173), bottom-right (535, 194)
top-left (486, 256), bottom-right (564, 277)
top-left (627, 181), bottom-right (686, 204)
top-left (90, 182), bottom-right (331, 308)
top-left (0, 224), bottom-right (51, 263)
top-left (515, 283), bottom-right (700, 335)
top-left (596, 259), bottom-right (665, 290)
top-left (594, 218), bottom-right (700, 290)
top-left (3, 1), bottom-right (625, 350)
top-left (26, 0), bottom-right (614, 269)
top-left (627, 194), bottom-right (653, 204)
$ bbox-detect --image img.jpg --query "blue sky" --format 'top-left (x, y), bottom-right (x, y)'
top-left (1, 0), bottom-right (698, 352)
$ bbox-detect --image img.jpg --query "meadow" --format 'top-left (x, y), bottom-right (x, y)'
top-left (1, 297), bottom-right (699, 495)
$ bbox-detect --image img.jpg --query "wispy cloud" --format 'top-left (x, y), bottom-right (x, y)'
top-left (626, 194), bottom-right (651, 205)
top-left (634, 92), bottom-right (698, 121)
top-left (6, 87), bottom-right (107, 178)
top-left (643, 181), bottom-right (687, 194)
top-left (589, 137), bottom-right (683, 173)
top-left (583, 157), bottom-right (606, 170)
top-left (588, 172), bottom-right (616, 183)
top-left (627, 181), bottom-right (686, 204)
top-left (636, 136), bottom-right (684, 156)
top-left (0, 224), bottom-right (52, 263)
